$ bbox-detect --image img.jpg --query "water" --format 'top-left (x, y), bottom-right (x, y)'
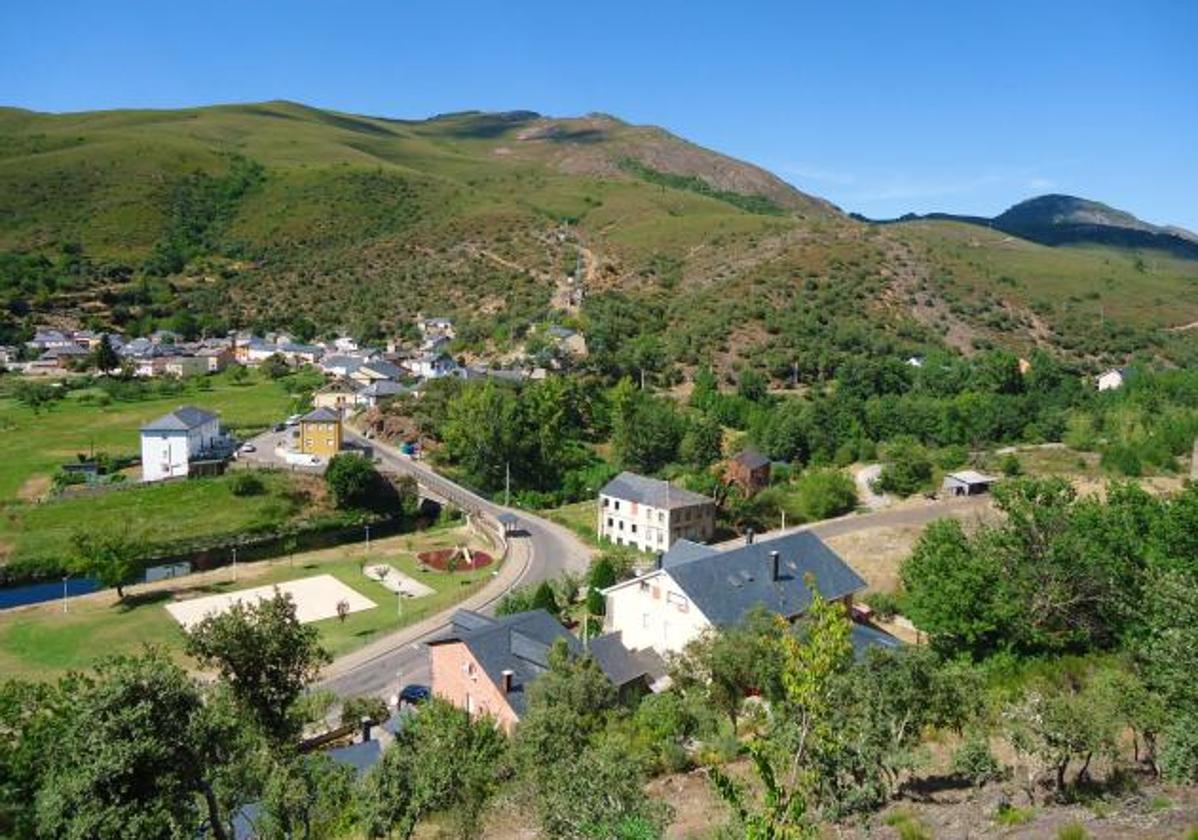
top-left (0, 577), bottom-right (102, 610)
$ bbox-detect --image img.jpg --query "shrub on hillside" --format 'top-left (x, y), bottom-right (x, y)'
top-left (875, 438), bottom-right (933, 497)
top-left (793, 467), bottom-right (857, 521)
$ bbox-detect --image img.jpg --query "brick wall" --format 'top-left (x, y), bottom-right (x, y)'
top-left (429, 641), bottom-right (519, 733)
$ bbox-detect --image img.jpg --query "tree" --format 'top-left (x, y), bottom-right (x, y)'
top-left (256, 754), bottom-right (356, 840)
top-left (360, 699), bottom-right (507, 839)
top-left (531, 740), bottom-right (669, 840)
top-left (530, 580), bottom-right (560, 616)
top-left (262, 352), bottom-right (290, 379)
top-left (32, 651), bottom-right (254, 840)
top-left (12, 379), bottom-right (59, 414)
top-left (185, 591), bottom-right (331, 741)
top-left (229, 363), bottom-right (249, 385)
top-left (611, 392), bottom-right (683, 473)
top-left (71, 527), bottom-right (142, 601)
top-left (792, 468), bottom-right (857, 521)
top-left (680, 413), bottom-right (723, 468)
top-left (874, 437), bottom-right (932, 496)
top-left (91, 333), bottom-right (121, 373)
top-left (325, 453), bottom-right (397, 511)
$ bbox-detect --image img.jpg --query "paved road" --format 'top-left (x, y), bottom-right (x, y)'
top-left (317, 431), bottom-right (594, 700)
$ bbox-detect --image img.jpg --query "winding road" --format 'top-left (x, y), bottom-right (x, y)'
top-left (320, 432), bottom-right (993, 701)
top-left (317, 432), bottom-right (593, 700)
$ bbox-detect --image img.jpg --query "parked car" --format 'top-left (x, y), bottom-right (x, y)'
top-left (273, 422), bottom-right (286, 432)
top-left (398, 684), bottom-right (430, 705)
top-left (239, 443), bottom-right (256, 454)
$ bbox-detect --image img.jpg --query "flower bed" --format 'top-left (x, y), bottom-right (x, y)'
top-left (416, 547), bottom-right (494, 572)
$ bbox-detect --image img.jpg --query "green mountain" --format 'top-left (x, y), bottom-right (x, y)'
top-left (1, 101), bottom-right (1195, 373)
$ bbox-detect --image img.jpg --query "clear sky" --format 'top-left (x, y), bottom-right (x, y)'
top-left (3, 1), bottom-right (1195, 228)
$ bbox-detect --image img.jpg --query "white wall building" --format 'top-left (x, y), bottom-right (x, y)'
top-left (597, 472), bottom-right (715, 553)
top-left (140, 406), bottom-right (222, 482)
top-left (602, 532), bottom-right (874, 657)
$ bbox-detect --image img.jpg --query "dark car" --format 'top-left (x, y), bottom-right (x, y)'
top-left (398, 684), bottom-right (430, 705)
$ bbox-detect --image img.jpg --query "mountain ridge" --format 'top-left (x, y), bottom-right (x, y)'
top-left (855, 194), bottom-right (1198, 259)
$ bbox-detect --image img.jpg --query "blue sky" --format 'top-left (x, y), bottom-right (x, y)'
top-left (3, 1), bottom-right (1195, 228)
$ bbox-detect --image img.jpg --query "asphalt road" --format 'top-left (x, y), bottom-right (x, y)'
top-left (317, 432), bottom-right (593, 700)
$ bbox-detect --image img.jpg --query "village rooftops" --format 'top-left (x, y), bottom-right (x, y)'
top-left (300, 407), bottom-right (341, 423)
top-left (653, 531), bottom-right (867, 626)
top-left (600, 471), bottom-right (714, 510)
top-left (141, 406), bottom-right (220, 433)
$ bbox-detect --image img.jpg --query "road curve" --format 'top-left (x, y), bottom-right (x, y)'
top-left (317, 432), bottom-right (594, 699)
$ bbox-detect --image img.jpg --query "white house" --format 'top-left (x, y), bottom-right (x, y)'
top-left (1097, 367), bottom-right (1130, 391)
top-left (140, 406), bottom-right (223, 482)
top-left (404, 351), bottom-right (459, 380)
top-left (601, 531), bottom-right (881, 657)
top-left (597, 472), bottom-right (715, 552)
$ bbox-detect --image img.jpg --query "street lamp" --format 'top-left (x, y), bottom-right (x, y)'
top-left (232, 546), bottom-right (238, 582)
top-left (365, 524), bottom-right (371, 553)
top-left (62, 574), bottom-right (69, 614)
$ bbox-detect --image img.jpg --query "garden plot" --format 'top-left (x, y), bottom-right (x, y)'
top-left (165, 574), bottom-right (376, 630)
top-left (363, 564), bottom-right (435, 598)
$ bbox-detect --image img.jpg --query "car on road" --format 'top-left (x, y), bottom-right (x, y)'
top-left (285, 414), bottom-right (301, 426)
top-left (398, 684), bottom-right (430, 705)
top-left (239, 443), bottom-right (256, 454)
top-left (273, 422), bottom-right (286, 432)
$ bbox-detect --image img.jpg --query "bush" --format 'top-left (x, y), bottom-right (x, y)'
top-left (793, 467), bottom-right (857, 521)
top-left (876, 438), bottom-right (933, 496)
top-left (1057, 824), bottom-right (1089, 840)
top-left (1160, 713), bottom-right (1198, 783)
top-left (864, 591), bottom-right (902, 621)
top-left (229, 471), bottom-right (266, 497)
top-left (935, 444), bottom-right (969, 470)
top-left (951, 733), bottom-right (1004, 787)
top-left (325, 454), bottom-right (398, 512)
top-left (999, 453), bottom-right (1023, 476)
top-left (340, 695), bottom-right (390, 727)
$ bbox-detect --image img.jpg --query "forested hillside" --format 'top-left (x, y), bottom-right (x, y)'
top-left (1, 101), bottom-right (1195, 374)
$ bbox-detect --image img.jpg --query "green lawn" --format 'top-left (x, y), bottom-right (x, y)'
top-left (0, 470), bottom-right (331, 572)
top-left (0, 371), bottom-right (295, 500)
top-left (540, 499), bottom-right (600, 547)
top-left (0, 525), bottom-right (496, 680)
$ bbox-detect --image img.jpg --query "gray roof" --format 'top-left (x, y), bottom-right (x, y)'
top-left (359, 359), bottom-right (405, 380)
top-left (600, 472), bottom-right (714, 510)
top-left (322, 354), bottom-right (363, 372)
top-left (656, 530), bottom-right (867, 627)
top-left (732, 448), bottom-right (770, 469)
top-left (141, 406), bottom-right (219, 432)
top-left (318, 377), bottom-right (364, 394)
top-left (361, 380), bottom-right (410, 397)
top-left (850, 623), bottom-right (903, 659)
top-left (301, 407), bottom-right (341, 423)
top-left (429, 609), bottom-right (648, 716)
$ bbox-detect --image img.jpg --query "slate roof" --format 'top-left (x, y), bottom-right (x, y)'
top-left (140, 405), bottom-right (219, 432)
top-left (359, 359), bottom-right (405, 380)
top-left (301, 407), bottom-right (341, 423)
top-left (600, 472), bottom-right (714, 510)
top-left (428, 609), bottom-right (649, 716)
top-left (317, 377), bottom-right (363, 394)
top-left (732, 448), bottom-right (770, 469)
top-left (654, 530), bottom-right (867, 627)
top-left (326, 739), bottom-right (382, 777)
top-left (850, 623), bottom-right (903, 659)
top-left (361, 380), bottom-right (411, 398)
top-left (321, 354), bottom-right (364, 373)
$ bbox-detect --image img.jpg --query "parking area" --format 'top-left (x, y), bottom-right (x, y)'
top-left (235, 426), bottom-right (324, 472)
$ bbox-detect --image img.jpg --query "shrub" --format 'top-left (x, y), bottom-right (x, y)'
top-left (793, 467), bottom-right (857, 521)
top-left (340, 695), bottom-right (390, 727)
top-left (876, 438), bottom-right (933, 496)
top-left (1160, 713), bottom-right (1198, 783)
top-left (864, 591), bottom-right (902, 621)
top-left (1058, 824), bottom-right (1089, 840)
top-left (952, 733), bottom-right (1004, 787)
top-left (229, 471), bottom-right (266, 497)
top-left (999, 453), bottom-right (1023, 476)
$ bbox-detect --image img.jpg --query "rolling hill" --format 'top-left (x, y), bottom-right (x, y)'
top-left (0, 101), bottom-right (1195, 375)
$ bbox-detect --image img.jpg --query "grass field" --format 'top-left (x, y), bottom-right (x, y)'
top-left (539, 499), bottom-right (599, 547)
top-left (0, 524), bottom-right (495, 680)
top-left (0, 371), bottom-right (295, 500)
top-left (0, 470), bottom-right (339, 572)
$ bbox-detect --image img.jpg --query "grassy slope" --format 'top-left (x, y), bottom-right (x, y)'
top-left (0, 102), bottom-right (1194, 369)
top-left (0, 525), bottom-right (494, 680)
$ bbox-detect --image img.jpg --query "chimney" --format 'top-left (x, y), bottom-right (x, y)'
top-left (360, 716), bottom-right (373, 744)
top-left (769, 550), bottom-right (780, 582)
top-left (500, 669), bottom-right (514, 695)
top-left (654, 551), bottom-right (664, 571)
top-left (745, 527), bottom-right (755, 546)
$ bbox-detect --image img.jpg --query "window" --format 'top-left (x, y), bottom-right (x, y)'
top-left (603, 497), bottom-right (609, 508)
top-left (658, 511), bottom-right (664, 523)
top-left (606, 517), bottom-right (613, 528)
top-left (630, 523), bottom-right (637, 534)
top-left (618, 520), bottom-right (624, 530)
top-left (642, 613), bottom-right (651, 628)
top-left (614, 500), bottom-right (620, 511)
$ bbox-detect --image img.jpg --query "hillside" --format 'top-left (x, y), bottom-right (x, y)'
top-left (1, 102), bottom-right (1195, 373)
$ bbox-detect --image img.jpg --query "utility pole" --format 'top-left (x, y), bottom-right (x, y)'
top-left (505, 462), bottom-right (511, 508)
top-left (640, 368), bottom-right (646, 390)
top-left (365, 524), bottom-right (371, 553)
top-left (62, 574), bottom-right (69, 614)
top-left (232, 547), bottom-right (238, 582)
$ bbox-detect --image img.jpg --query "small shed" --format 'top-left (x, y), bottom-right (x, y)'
top-left (941, 470), bottom-right (998, 497)
top-left (725, 448), bottom-right (771, 496)
top-left (497, 511), bottom-right (519, 537)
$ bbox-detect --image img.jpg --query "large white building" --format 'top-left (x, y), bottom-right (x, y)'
top-left (601, 531), bottom-right (882, 657)
top-left (597, 472), bottom-right (715, 553)
top-left (139, 406), bottom-right (222, 482)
